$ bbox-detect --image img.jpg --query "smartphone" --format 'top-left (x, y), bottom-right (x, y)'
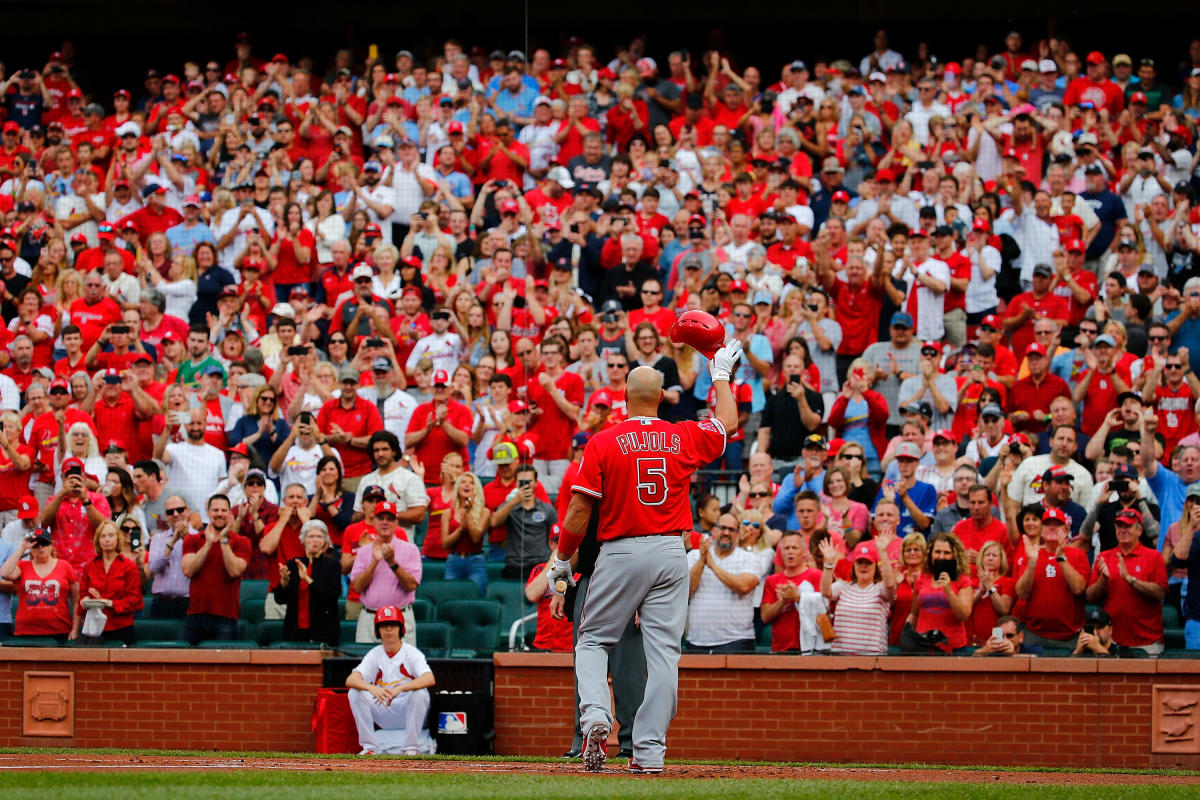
top-left (991, 626), bottom-right (1003, 643)
top-left (1083, 623), bottom-right (1095, 635)
top-left (569, 223), bottom-right (580, 234)
top-left (519, 478), bottom-right (532, 487)
top-left (788, 374), bottom-right (801, 385)
top-left (368, 43), bottom-right (379, 61)
top-left (111, 325), bottom-right (129, 335)
top-left (365, 337), bottom-right (384, 348)
top-left (918, 160), bottom-right (936, 170)
top-left (494, 179), bottom-right (507, 188)
top-left (170, 410), bottom-right (188, 426)
top-left (298, 411), bottom-right (314, 425)
top-left (129, 530), bottom-right (141, 551)
top-left (287, 345), bottom-right (307, 356)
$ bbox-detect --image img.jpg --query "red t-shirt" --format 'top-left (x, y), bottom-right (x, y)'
top-left (967, 574), bottom-right (1017, 646)
top-left (1006, 374), bottom-right (1071, 434)
top-left (0, 441), bottom-right (32, 509)
top-left (1077, 365), bottom-right (1132, 436)
top-left (266, 517), bottom-right (306, 590)
top-left (316, 396), bottom-right (385, 478)
top-left (183, 531), bottom-right (253, 620)
top-left (1088, 545), bottom-right (1168, 647)
top-left (14, 559), bottom-right (76, 636)
top-left (68, 296), bottom-right (123, 354)
top-left (1051, 269), bottom-right (1099, 327)
top-left (1013, 547), bottom-right (1090, 640)
top-left (405, 400), bottom-right (472, 483)
top-left (28, 409), bottom-right (98, 484)
top-left (1003, 291), bottom-right (1069, 359)
top-left (762, 571), bottom-right (820, 652)
top-left (828, 279), bottom-right (882, 356)
top-left (526, 371), bottom-right (585, 461)
top-left (706, 381), bottom-right (753, 441)
top-left (952, 516), bottom-right (1008, 557)
top-left (527, 562), bottom-right (575, 651)
top-left (572, 416), bottom-right (727, 540)
top-left (423, 488), bottom-right (453, 559)
top-left (912, 573), bottom-right (971, 651)
top-left (627, 307), bottom-right (677, 339)
top-left (271, 228), bottom-right (317, 286)
top-left (942, 251), bottom-right (971, 313)
top-left (93, 393), bottom-right (144, 456)
top-left (1156, 380), bottom-right (1198, 453)
top-left (116, 205), bottom-right (184, 245)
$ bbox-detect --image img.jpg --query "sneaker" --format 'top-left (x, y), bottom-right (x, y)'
top-left (628, 760), bottom-right (663, 775)
top-left (402, 748), bottom-right (419, 756)
top-left (581, 723), bottom-right (610, 772)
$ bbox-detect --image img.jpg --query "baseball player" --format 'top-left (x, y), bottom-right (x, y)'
top-left (548, 337), bottom-right (743, 774)
top-left (344, 605), bottom-right (435, 755)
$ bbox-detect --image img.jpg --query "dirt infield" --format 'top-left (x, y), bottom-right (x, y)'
top-left (1, 753), bottom-right (1197, 783)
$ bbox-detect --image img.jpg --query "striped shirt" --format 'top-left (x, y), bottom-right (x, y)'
top-left (830, 580), bottom-right (893, 655)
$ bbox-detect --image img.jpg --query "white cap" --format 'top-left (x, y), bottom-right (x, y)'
top-left (1020, 59), bottom-right (1038, 71)
top-left (1039, 59), bottom-right (1058, 73)
top-left (114, 121), bottom-right (142, 138)
top-left (271, 302), bottom-right (296, 319)
top-left (547, 165), bottom-right (575, 189)
top-left (533, 95), bottom-right (552, 107)
top-left (868, 71), bottom-right (887, 83)
top-left (351, 264), bottom-right (374, 281)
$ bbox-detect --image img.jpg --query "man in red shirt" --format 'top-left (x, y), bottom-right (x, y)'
top-left (86, 368), bottom-right (156, 458)
top-left (1085, 508), bottom-right (1167, 654)
top-left (74, 224), bottom-right (134, 275)
top-left (68, 272), bottom-right (123, 355)
top-left (526, 335), bottom-right (584, 496)
top-left (952, 484), bottom-right (1008, 564)
top-left (760, 530), bottom-right (814, 652)
top-left (931, 225), bottom-right (971, 347)
top-left (626, 279), bottom-right (676, 338)
top-left (1013, 507), bottom-right (1090, 650)
top-left (180, 495), bottom-right (251, 645)
top-left (1072, 333), bottom-right (1132, 436)
top-left (1146, 350), bottom-right (1200, 455)
top-left (315, 373), bottom-right (384, 491)
top-left (819, 254), bottom-right (884, 381)
top-left (1062, 52), bottom-right (1125, 117)
top-left (1050, 239), bottom-right (1098, 328)
top-left (1007, 343), bottom-right (1071, 435)
top-left (116, 184), bottom-right (183, 247)
top-left (404, 370), bottom-right (471, 488)
top-left (477, 119), bottom-right (529, 186)
top-left (766, 214), bottom-right (815, 271)
top-left (976, 315), bottom-right (1018, 387)
top-left (1002, 263), bottom-right (1069, 359)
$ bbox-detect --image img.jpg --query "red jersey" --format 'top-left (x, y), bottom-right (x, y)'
top-left (952, 516), bottom-right (1008, 557)
top-left (93, 392), bottom-right (144, 456)
top-left (627, 307), bottom-right (677, 339)
top-left (523, 187), bottom-right (572, 226)
top-left (1003, 291), bottom-right (1069, 359)
top-left (77, 554), bottom-right (144, 631)
top-left (405, 400), bottom-right (471, 482)
top-left (475, 137), bottom-right (529, 185)
top-left (1155, 381), bottom-right (1197, 453)
top-left (0, 441), bottom-right (32, 508)
top-left (827, 278), bottom-right (882, 356)
top-left (183, 531), bottom-right (253, 620)
top-left (14, 559), bottom-right (76, 636)
top-left (526, 371), bottom-right (585, 460)
top-left (766, 239), bottom-right (814, 271)
top-left (942, 251), bottom-right (971, 313)
top-left (912, 573), bottom-right (971, 651)
top-left (1006, 373), bottom-right (1071, 434)
top-left (527, 562), bottom-right (575, 651)
top-left (572, 416), bottom-right (727, 539)
top-left (116, 205), bottom-right (184, 245)
top-left (762, 571), bottom-right (814, 652)
top-left (28, 409), bottom-right (98, 485)
top-left (1088, 545), bottom-right (1168, 647)
top-left (423, 488), bottom-right (453, 559)
top-left (316, 396), bottom-right (384, 478)
top-left (967, 575), bottom-right (1016, 646)
top-left (75, 246), bottom-right (135, 275)
top-left (1013, 547), bottom-right (1090, 639)
top-left (1062, 77), bottom-right (1125, 117)
top-left (266, 517), bottom-right (306, 590)
top-left (68, 296), bottom-right (123, 354)
top-left (1077, 365), bottom-right (1133, 436)
top-left (1051, 269), bottom-right (1099, 327)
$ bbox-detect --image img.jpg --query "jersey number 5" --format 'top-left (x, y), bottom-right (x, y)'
top-left (636, 457), bottom-right (668, 506)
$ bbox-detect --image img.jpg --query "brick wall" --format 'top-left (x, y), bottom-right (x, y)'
top-left (0, 649), bottom-right (324, 751)
top-left (494, 653), bottom-right (1200, 768)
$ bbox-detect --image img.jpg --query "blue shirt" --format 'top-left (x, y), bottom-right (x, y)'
top-left (0, 538), bottom-right (12, 624)
top-left (691, 332), bottom-right (773, 413)
top-left (165, 221), bottom-right (216, 256)
top-left (493, 85), bottom-right (540, 125)
top-left (486, 74), bottom-right (541, 95)
top-left (1148, 465), bottom-right (1194, 546)
top-left (874, 480), bottom-right (937, 539)
top-left (1166, 310), bottom-right (1200, 357)
top-left (772, 471), bottom-right (827, 529)
top-left (436, 170), bottom-right (473, 200)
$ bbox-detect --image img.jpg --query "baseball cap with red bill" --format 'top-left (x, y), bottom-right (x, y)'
top-left (932, 429), bottom-right (955, 443)
top-left (895, 441), bottom-right (923, 460)
top-left (508, 399), bottom-right (529, 413)
top-left (972, 218), bottom-right (990, 232)
top-left (97, 223), bottom-right (116, 240)
top-left (432, 370), bottom-right (450, 386)
top-left (1065, 238), bottom-right (1085, 253)
top-left (590, 389), bottom-right (613, 408)
top-left (183, 195), bottom-right (202, 207)
top-left (17, 494), bottom-right (37, 520)
top-left (104, 438), bottom-right (126, 453)
top-left (850, 541), bottom-right (878, 563)
top-left (61, 456), bottom-right (85, 476)
top-left (500, 199), bottom-right (520, 215)
top-left (1115, 508), bottom-right (1143, 525)
top-left (1026, 342), bottom-right (1047, 357)
top-left (1010, 433), bottom-right (1031, 449)
top-left (1043, 464), bottom-right (1074, 483)
top-left (374, 501), bottom-right (398, 517)
top-left (980, 314), bottom-right (1000, 330)
top-left (1042, 507), bottom-right (1069, 524)
top-left (832, 190), bottom-right (850, 203)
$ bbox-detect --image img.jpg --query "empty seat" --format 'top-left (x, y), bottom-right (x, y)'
top-left (417, 579), bottom-right (481, 606)
top-left (197, 639), bottom-right (258, 649)
top-left (421, 560), bottom-right (446, 583)
top-left (485, 561), bottom-right (505, 582)
top-left (485, 580), bottom-right (531, 650)
top-left (2, 637), bottom-right (61, 647)
top-left (132, 640), bottom-right (190, 648)
top-left (134, 619), bottom-right (182, 642)
top-left (436, 599), bottom-right (502, 656)
top-left (339, 620), bottom-right (359, 645)
top-left (239, 580), bottom-right (270, 624)
top-left (256, 620), bottom-right (287, 646)
top-left (411, 598), bottom-right (435, 622)
top-left (416, 620), bottom-right (453, 658)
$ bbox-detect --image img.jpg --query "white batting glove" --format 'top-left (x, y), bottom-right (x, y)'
top-left (709, 339), bottom-right (743, 382)
top-left (546, 558), bottom-right (575, 597)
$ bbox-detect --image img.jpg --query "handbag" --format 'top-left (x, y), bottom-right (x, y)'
top-left (815, 612), bottom-right (837, 642)
top-left (898, 622), bottom-right (947, 653)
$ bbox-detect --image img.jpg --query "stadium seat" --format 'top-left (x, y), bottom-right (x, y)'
top-left (267, 641), bottom-right (326, 650)
top-left (337, 597), bottom-right (346, 620)
top-left (134, 619), bottom-right (182, 642)
top-left (436, 599), bottom-right (502, 655)
top-left (485, 580), bottom-right (530, 650)
top-left (133, 640), bottom-right (191, 648)
top-left (412, 597), bottom-right (435, 622)
top-left (416, 620), bottom-right (453, 657)
top-left (417, 579), bottom-right (481, 605)
top-left (421, 560), bottom-right (446, 583)
top-left (1164, 605), bottom-right (1185, 650)
top-left (256, 620), bottom-right (286, 646)
top-left (2, 637), bottom-right (61, 647)
top-left (198, 639), bottom-right (257, 649)
top-left (240, 579), bottom-right (269, 603)
top-left (339, 620), bottom-right (358, 645)
top-left (486, 561), bottom-right (505, 583)
top-left (755, 622), bottom-right (772, 653)
top-left (340, 643), bottom-right (374, 658)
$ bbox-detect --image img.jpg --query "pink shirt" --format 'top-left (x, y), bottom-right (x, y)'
top-left (349, 536), bottom-right (422, 611)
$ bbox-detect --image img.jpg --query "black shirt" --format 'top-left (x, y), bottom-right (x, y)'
top-left (760, 384), bottom-right (825, 461)
top-left (601, 259), bottom-right (657, 310)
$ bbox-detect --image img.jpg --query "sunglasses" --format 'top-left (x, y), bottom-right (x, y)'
top-left (516, 349), bottom-right (533, 356)
top-left (165, 507), bottom-right (187, 515)
top-left (1148, 335), bottom-right (1168, 341)
top-left (260, 396), bottom-right (277, 402)
top-left (607, 363), bottom-right (627, 369)
top-left (120, 526), bottom-right (139, 534)
top-left (30, 540), bottom-right (49, 548)
top-left (1165, 364), bottom-right (1183, 370)
top-left (841, 453), bottom-right (864, 460)
top-left (640, 289), bottom-right (662, 295)
top-left (741, 521), bottom-right (762, 528)
top-left (329, 338), bottom-right (347, 344)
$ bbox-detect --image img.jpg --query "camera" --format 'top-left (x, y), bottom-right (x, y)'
top-left (111, 325), bottom-right (129, 335)
top-left (365, 337), bottom-right (384, 348)
top-left (519, 478), bottom-right (531, 487)
top-left (569, 223), bottom-right (580, 234)
top-left (18, 69), bottom-right (35, 80)
top-left (990, 56), bottom-right (1006, 71)
top-left (287, 345), bottom-right (307, 356)
top-left (494, 179), bottom-right (507, 188)
top-left (1083, 623), bottom-right (1095, 635)
top-left (1110, 480), bottom-right (1130, 493)
top-left (298, 411), bottom-right (314, 425)
top-left (788, 374), bottom-right (802, 385)
top-left (512, 295), bottom-right (527, 309)
top-left (1008, 442), bottom-right (1023, 457)
top-left (601, 312), bottom-right (619, 324)
top-left (760, 91), bottom-right (776, 114)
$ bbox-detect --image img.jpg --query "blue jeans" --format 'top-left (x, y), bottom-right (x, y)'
top-left (486, 544), bottom-right (506, 561)
top-left (444, 553), bottom-right (488, 596)
top-left (1185, 619), bottom-right (1200, 650)
top-left (181, 613), bottom-right (237, 645)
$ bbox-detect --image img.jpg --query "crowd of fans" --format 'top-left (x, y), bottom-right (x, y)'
top-left (2, 28), bottom-right (1200, 657)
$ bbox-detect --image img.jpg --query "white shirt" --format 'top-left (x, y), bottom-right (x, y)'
top-left (1012, 208), bottom-right (1060, 284)
top-left (308, 213), bottom-right (347, 265)
top-left (898, 257), bottom-right (951, 341)
top-left (215, 206), bottom-right (275, 269)
top-left (352, 641), bottom-right (431, 689)
top-left (1007, 454), bottom-right (1094, 507)
top-left (517, 123), bottom-right (560, 190)
top-left (965, 244), bottom-right (1001, 314)
top-left (905, 101), bottom-right (952, 145)
top-left (357, 185), bottom-right (396, 245)
top-left (105, 196), bottom-right (142, 223)
top-left (164, 440), bottom-right (228, 521)
top-left (55, 193), bottom-right (106, 247)
top-left (388, 162), bottom-right (439, 222)
top-left (852, 194), bottom-right (919, 233)
top-left (357, 385), bottom-right (420, 447)
top-left (406, 331), bottom-right (463, 375)
top-left (685, 546), bottom-right (760, 647)
top-left (271, 440), bottom-right (338, 496)
top-left (352, 463), bottom-right (429, 539)
top-left (102, 271), bottom-right (141, 306)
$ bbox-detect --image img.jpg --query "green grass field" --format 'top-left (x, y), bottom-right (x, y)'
top-left (1, 765), bottom-right (1194, 800)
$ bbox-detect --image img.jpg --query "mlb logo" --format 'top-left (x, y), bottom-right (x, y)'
top-left (438, 712), bottom-right (467, 734)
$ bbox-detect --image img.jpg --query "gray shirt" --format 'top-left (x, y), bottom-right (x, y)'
top-left (897, 373), bottom-right (960, 432)
top-left (792, 318), bottom-right (843, 394)
top-left (504, 499), bottom-right (556, 571)
top-left (862, 341), bottom-right (921, 426)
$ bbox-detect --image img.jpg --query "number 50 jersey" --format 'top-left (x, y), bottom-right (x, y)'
top-left (570, 415), bottom-right (727, 540)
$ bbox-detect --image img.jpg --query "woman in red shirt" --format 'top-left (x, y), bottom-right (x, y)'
top-left (968, 540), bottom-right (1016, 646)
top-left (888, 531), bottom-right (928, 646)
top-left (0, 410), bottom-right (33, 523)
top-left (908, 533), bottom-right (973, 653)
top-left (269, 202), bottom-right (316, 299)
top-left (76, 519), bottom-right (143, 645)
top-left (422, 452), bottom-right (463, 560)
top-left (606, 85), bottom-right (649, 152)
top-left (441, 471), bottom-right (489, 595)
top-left (2, 528), bottom-right (79, 642)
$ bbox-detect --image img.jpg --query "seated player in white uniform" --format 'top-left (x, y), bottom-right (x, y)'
top-left (345, 604), bottom-right (436, 755)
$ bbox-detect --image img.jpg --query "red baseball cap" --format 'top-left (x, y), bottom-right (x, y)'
top-left (374, 501), bottom-right (398, 517)
top-left (1085, 51), bottom-right (1106, 65)
top-left (1065, 238), bottom-right (1085, 253)
top-left (972, 218), bottom-right (990, 233)
top-left (932, 429), bottom-right (955, 443)
top-left (1003, 147), bottom-right (1020, 159)
top-left (1026, 342), bottom-right (1047, 357)
top-left (730, 279), bottom-right (749, 293)
top-left (1129, 91), bottom-right (1148, 105)
top-left (500, 199), bottom-right (520, 215)
top-left (401, 286), bottom-right (422, 299)
top-left (1115, 508), bottom-right (1143, 526)
top-left (67, 88), bottom-right (83, 100)
top-left (832, 190), bottom-right (850, 203)
top-left (17, 494), bottom-right (37, 520)
top-left (1042, 507), bottom-right (1069, 525)
top-left (447, 121), bottom-right (464, 135)
top-left (1010, 433), bottom-right (1031, 449)
top-left (432, 369), bottom-right (450, 386)
top-left (875, 168), bottom-right (895, 183)
top-left (850, 541), bottom-right (879, 564)
top-left (908, 228), bottom-right (929, 239)
top-left (980, 314), bottom-right (1000, 329)
top-left (61, 456), bottom-right (85, 476)
top-left (590, 389), bottom-right (613, 408)
top-left (508, 399), bottom-right (529, 413)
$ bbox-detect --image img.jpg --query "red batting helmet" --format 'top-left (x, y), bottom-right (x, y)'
top-left (374, 605), bottom-right (405, 637)
top-left (669, 309), bottom-right (725, 359)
